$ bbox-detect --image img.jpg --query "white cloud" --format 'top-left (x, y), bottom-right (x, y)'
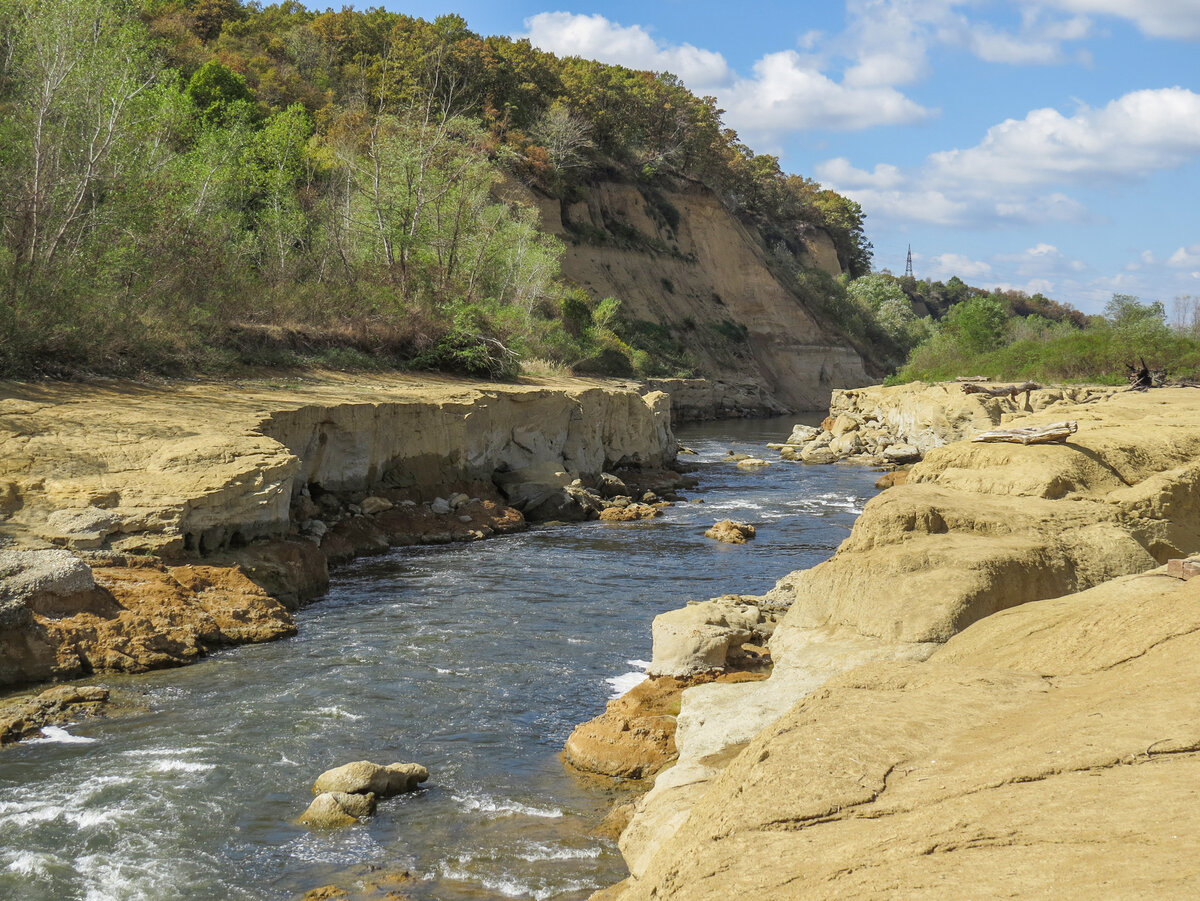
top-left (928, 252), bottom-right (993, 279)
top-left (522, 12), bottom-right (731, 90)
top-left (821, 88), bottom-right (1200, 231)
top-left (725, 51), bottom-right (933, 134)
top-left (930, 88), bottom-right (1200, 186)
top-left (1041, 0), bottom-right (1200, 40)
top-left (815, 158), bottom-right (906, 189)
top-left (1169, 244), bottom-right (1200, 267)
top-left (1028, 243), bottom-right (1060, 256)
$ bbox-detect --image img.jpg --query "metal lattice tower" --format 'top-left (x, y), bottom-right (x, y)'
top-left (904, 245), bottom-right (914, 278)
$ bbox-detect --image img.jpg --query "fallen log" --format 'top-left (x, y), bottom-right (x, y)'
top-left (961, 381), bottom-right (1041, 400)
top-left (972, 420), bottom-right (1078, 445)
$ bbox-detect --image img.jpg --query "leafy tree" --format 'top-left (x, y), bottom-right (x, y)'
top-left (942, 295), bottom-right (1008, 355)
top-left (186, 59), bottom-right (256, 123)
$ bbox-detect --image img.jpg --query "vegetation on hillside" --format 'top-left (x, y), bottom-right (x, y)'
top-left (0, 0), bottom-right (872, 379)
top-left (845, 271), bottom-right (1199, 385)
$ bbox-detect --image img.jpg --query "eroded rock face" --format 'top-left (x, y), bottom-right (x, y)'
top-left (527, 176), bottom-right (871, 412)
top-left (605, 387), bottom-right (1200, 899)
top-left (0, 376), bottom-right (675, 557)
top-left (608, 568), bottom-right (1200, 900)
top-left (774, 381), bottom-right (1118, 466)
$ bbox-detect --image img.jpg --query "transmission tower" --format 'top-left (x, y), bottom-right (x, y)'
top-left (904, 245), bottom-right (914, 278)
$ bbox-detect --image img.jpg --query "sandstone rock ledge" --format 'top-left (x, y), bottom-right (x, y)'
top-left (599, 386), bottom-right (1200, 900)
top-left (0, 374), bottom-right (677, 691)
top-left (774, 380), bottom-right (1115, 466)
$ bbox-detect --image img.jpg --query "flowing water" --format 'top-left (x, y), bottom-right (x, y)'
top-left (0, 417), bottom-right (880, 901)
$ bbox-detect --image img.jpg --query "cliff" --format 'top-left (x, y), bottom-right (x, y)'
top-left (509, 175), bottom-right (871, 412)
top-left (0, 373), bottom-right (676, 690)
top-left (600, 384), bottom-right (1200, 899)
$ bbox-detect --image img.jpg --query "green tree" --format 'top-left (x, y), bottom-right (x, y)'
top-left (943, 295), bottom-right (1008, 354)
top-left (186, 59), bottom-right (256, 123)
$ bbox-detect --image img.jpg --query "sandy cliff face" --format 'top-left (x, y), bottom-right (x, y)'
top-left (515, 177), bottom-right (870, 412)
top-left (605, 385), bottom-right (1200, 899)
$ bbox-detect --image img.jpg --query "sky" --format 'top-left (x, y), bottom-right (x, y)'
top-left (380, 1), bottom-right (1200, 315)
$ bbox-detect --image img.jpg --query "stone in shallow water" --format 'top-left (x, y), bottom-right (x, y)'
top-left (297, 791), bottom-right (375, 828)
top-left (312, 760), bottom-right (428, 797)
top-left (704, 520), bottom-right (756, 544)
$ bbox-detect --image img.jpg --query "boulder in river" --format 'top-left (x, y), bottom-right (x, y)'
top-left (735, 458), bottom-right (770, 470)
top-left (297, 791), bottom-right (376, 828)
top-left (312, 760), bottom-right (429, 797)
top-left (704, 520), bottom-right (756, 544)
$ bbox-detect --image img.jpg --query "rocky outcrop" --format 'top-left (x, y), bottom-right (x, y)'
top-left (601, 386), bottom-right (1200, 899)
top-left (563, 672), bottom-right (767, 781)
top-left (0, 374), bottom-right (677, 690)
top-left (773, 381), bottom-right (1116, 465)
top-left (0, 683), bottom-right (112, 744)
top-left (605, 567), bottom-right (1200, 899)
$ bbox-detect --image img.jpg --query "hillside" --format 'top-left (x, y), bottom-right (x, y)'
top-left (0, 0), bottom-right (872, 410)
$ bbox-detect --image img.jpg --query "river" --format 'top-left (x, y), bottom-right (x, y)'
top-left (0, 417), bottom-right (880, 901)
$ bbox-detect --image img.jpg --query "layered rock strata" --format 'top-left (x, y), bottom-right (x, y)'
top-left (0, 374), bottom-right (676, 690)
top-left (601, 386), bottom-right (1200, 899)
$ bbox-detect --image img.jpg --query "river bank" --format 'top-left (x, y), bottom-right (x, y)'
top-left (0, 372), bottom-right (686, 697)
top-left (593, 383), bottom-right (1200, 899)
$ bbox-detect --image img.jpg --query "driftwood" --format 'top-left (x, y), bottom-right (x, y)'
top-left (1126, 358), bottom-right (1166, 390)
top-left (955, 376), bottom-right (991, 383)
top-left (972, 420), bottom-right (1077, 445)
top-left (961, 381), bottom-right (1041, 400)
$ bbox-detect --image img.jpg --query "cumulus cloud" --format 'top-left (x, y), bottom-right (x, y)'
top-left (819, 88), bottom-right (1200, 231)
top-left (815, 158), bottom-right (906, 189)
top-left (722, 51), bottom-right (932, 134)
top-left (929, 88), bottom-right (1200, 186)
top-left (522, 12), bottom-right (731, 90)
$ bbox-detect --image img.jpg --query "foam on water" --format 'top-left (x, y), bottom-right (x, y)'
top-left (315, 705), bottom-right (365, 721)
top-left (516, 842), bottom-right (602, 862)
top-left (453, 793), bottom-right (563, 819)
top-left (28, 726), bottom-right (96, 744)
top-left (605, 659), bottom-right (652, 698)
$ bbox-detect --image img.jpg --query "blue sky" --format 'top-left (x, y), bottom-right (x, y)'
top-left (381, 1), bottom-right (1200, 315)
